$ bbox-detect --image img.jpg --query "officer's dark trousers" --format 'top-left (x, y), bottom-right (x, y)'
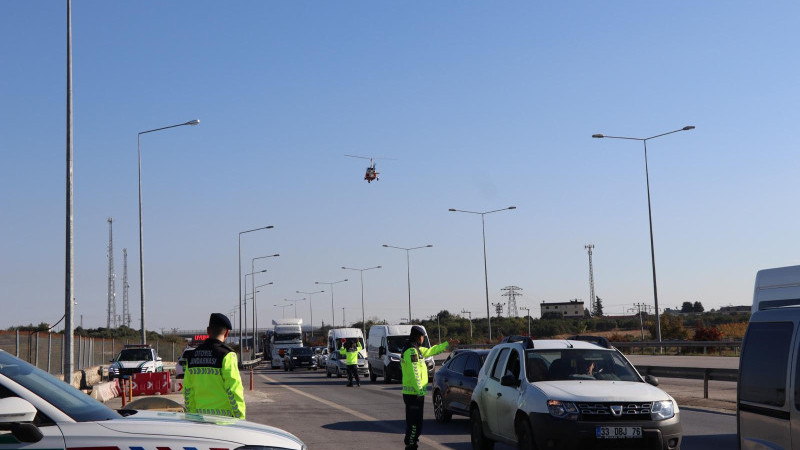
top-left (346, 364), bottom-right (360, 386)
top-left (403, 394), bottom-right (425, 449)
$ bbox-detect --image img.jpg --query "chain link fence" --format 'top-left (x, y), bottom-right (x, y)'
top-left (0, 330), bottom-right (183, 376)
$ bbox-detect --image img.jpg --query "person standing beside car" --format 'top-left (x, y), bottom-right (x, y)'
top-left (339, 339), bottom-right (363, 387)
top-left (183, 313), bottom-right (246, 419)
top-left (401, 326), bottom-right (448, 450)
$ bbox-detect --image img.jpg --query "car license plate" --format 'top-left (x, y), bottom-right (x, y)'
top-left (596, 426), bottom-right (642, 439)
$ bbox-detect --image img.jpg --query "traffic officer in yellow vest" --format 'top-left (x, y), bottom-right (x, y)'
top-left (183, 313), bottom-right (246, 419)
top-left (401, 325), bottom-right (449, 450)
top-left (339, 338), bottom-right (363, 387)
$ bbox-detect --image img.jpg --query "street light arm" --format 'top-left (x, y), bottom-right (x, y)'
top-left (239, 225), bottom-right (274, 236)
top-left (138, 120), bottom-right (200, 136)
top-left (593, 126), bottom-right (695, 142)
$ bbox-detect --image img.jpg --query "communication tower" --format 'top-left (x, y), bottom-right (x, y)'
top-left (106, 218), bottom-right (117, 328)
top-left (122, 248), bottom-right (131, 327)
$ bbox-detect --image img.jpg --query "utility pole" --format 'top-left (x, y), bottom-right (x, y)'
top-left (585, 244), bottom-right (596, 316)
top-left (106, 218), bottom-right (117, 328)
top-left (627, 303), bottom-right (652, 341)
top-left (520, 306), bottom-right (531, 336)
top-left (461, 309), bottom-right (472, 338)
top-left (501, 286), bottom-right (522, 317)
top-left (491, 302), bottom-right (504, 318)
top-left (122, 248), bottom-right (130, 327)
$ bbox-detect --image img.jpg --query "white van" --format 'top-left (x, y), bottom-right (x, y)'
top-left (738, 265), bottom-right (800, 449)
top-left (327, 328), bottom-right (366, 358)
top-left (367, 324), bottom-right (434, 383)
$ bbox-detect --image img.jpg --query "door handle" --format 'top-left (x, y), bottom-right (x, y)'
top-left (497, 393), bottom-right (502, 397)
top-left (485, 388), bottom-right (488, 392)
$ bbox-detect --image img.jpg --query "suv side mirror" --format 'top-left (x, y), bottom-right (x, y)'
top-left (464, 368), bottom-right (478, 378)
top-left (0, 398), bottom-right (37, 424)
top-left (156, 357), bottom-right (162, 362)
top-left (379, 346), bottom-right (386, 356)
top-left (109, 359), bottom-right (115, 363)
top-left (645, 375), bottom-right (659, 386)
top-left (501, 375), bottom-right (520, 388)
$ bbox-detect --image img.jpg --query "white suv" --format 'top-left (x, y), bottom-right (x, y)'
top-left (108, 344), bottom-right (163, 380)
top-left (470, 337), bottom-right (681, 450)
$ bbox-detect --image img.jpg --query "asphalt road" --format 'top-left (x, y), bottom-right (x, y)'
top-left (245, 366), bottom-right (737, 450)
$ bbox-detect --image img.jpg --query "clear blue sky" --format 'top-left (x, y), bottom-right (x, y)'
top-left (2, 1), bottom-right (799, 331)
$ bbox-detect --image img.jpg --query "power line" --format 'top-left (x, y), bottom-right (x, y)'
top-left (501, 286), bottom-right (522, 317)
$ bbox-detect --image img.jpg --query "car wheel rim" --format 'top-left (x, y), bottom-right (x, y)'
top-left (434, 394), bottom-right (443, 420)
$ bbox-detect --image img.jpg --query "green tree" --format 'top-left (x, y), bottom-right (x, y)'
top-left (693, 301), bottom-right (705, 313)
top-left (681, 301), bottom-right (694, 313)
top-left (594, 297), bottom-right (604, 316)
top-left (647, 313), bottom-right (689, 340)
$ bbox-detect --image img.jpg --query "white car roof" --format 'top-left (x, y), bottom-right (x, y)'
top-left (503, 339), bottom-right (611, 350)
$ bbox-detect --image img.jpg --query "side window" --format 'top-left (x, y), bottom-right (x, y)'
top-left (504, 350), bottom-right (521, 379)
top-left (465, 355), bottom-right (481, 375)
top-left (491, 348), bottom-right (510, 381)
top-left (449, 354), bottom-right (468, 375)
top-left (740, 321), bottom-right (793, 407)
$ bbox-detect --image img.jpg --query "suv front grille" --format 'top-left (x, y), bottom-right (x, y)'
top-left (578, 402), bottom-right (652, 422)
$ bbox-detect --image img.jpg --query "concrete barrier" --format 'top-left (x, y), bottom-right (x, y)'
top-left (90, 380), bottom-right (120, 402)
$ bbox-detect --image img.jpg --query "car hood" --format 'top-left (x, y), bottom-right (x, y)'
top-left (530, 380), bottom-right (675, 404)
top-left (98, 410), bottom-right (304, 448)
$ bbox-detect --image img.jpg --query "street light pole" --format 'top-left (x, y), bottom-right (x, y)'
top-left (251, 281), bottom-right (273, 354)
top-left (342, 266), bottom-right (381, 338)
top-left (284, 298), bottom-right (306, 318)
top-left (244, 269), bottom-right (267, 351)
top-left (461, 309), bottom-right (472, 338)
top-left (449, 206), bottom-right (516, 342)
top-left (137, 119), bottom-right (199, 345)
top-left (315, 280), bottom-right (348, 328)
top-left (273, 304), bottom-right (290, 319)
top-left (297, 290), bottom-right (324, 337)
top-left (592, 126), bottom-right (695, 347)
top-left (237, 226), bottom-right (273, 360)
top-left (382, 244), bottom-right (432, 323)
top-left (251, 254), bottom-right (278, 354)
top-left (521, 306), bottom-right (531, 337)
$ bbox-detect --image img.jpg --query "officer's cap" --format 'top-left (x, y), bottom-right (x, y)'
top-left (209, 313), bottom-right (233, 330)
top-left (410, 325), bottom-right (426, 339)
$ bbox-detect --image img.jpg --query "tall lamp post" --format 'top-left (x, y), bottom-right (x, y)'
top-left (138, 119), bottom-right (199, 344)
top-left (297, 290), bottom-right (325, 337)
top-left (461, 309), bottom-right (473, 339)
top-left (244, 269), bottom-right (267, 351)
top-left (448, 206), bottom-right (516, 342)
top-left (251, 254), bottom-right (278, 353)
top-left (273, 304), bottom-right (291, 318)
top-left (520, 306), bottom-right (531, 337)
top-left (592, 126), bottom-right (695, 346)
top-left (250, 281), bottom-right (273, 354)
top-left (315, 279), bottom-right (348, 328)
top-left (382, 244), bottom-right (432, 324)
top-left (238, 225), bottom-right (273, 360)
top-left (284, 298), bottom-right (307, 318)
top-left (342, 265), bottom-right (381, 338)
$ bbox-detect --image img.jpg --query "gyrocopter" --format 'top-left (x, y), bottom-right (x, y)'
top-left (345, 155), bottom-right (393, 183)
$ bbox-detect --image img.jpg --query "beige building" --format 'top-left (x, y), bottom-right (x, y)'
top-left (540, 300), bottom-right (585, 318)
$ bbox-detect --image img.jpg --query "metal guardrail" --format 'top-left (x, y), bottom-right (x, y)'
top-left (635, 365), bottom-right (738, 399)
top-left (610, 340), bottom-right (742, 356)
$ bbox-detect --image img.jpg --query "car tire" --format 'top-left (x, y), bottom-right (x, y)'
top-left (326, 369), bottom-right (332, 378)
top-left (369, 368), bottom-right (378, 382)
top-left (384, 372), bottom-right (392, 383)
top-left (337, 369), bottom-right (343, 378)
top-left (515, 416), bottom-right (535, 450)
top-left (471, 408), bottom-right (494, 450)
top-left (284, 366), bottom-right (288, 372)
top-left (433, 391), bottom-right (452, 423)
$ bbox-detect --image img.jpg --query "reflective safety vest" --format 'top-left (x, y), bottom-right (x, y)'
top-left (183, 338), bottom-right (246, 419)
top-left (401, 341), bottom-right (449, 396)
top-left (339, 342), bottom-right (362, 365)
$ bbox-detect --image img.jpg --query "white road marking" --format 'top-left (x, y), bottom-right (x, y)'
top-left (259, 374), bottom-right (451, 450)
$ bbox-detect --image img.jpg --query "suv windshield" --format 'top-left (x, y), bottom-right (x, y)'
top-left (291, 347), bottom-right (313, 355)
top-left (0, 351), bottom-right (120, 422)
top-left (387, 335), bottom-right (430, 353)
top-left (117, 349), bottom-right (152, 361)
top-left (525, 349), bottom-right (640, 382)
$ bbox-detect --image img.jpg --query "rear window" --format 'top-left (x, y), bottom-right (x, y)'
top-left (740, 321), bottom-right (793, 407)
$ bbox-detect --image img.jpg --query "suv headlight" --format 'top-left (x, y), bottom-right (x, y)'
top-left (547, 400), bottom-right (578, 420)
top-left (651, 400), bottom-right (674, 420)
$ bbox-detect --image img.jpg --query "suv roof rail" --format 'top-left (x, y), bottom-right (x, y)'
top-left (567, 335), bottom-right (612, 349)
top-left (122, 344), bottom-right (152, 349)
top-left (500, 335), bottom-right (534, 349)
